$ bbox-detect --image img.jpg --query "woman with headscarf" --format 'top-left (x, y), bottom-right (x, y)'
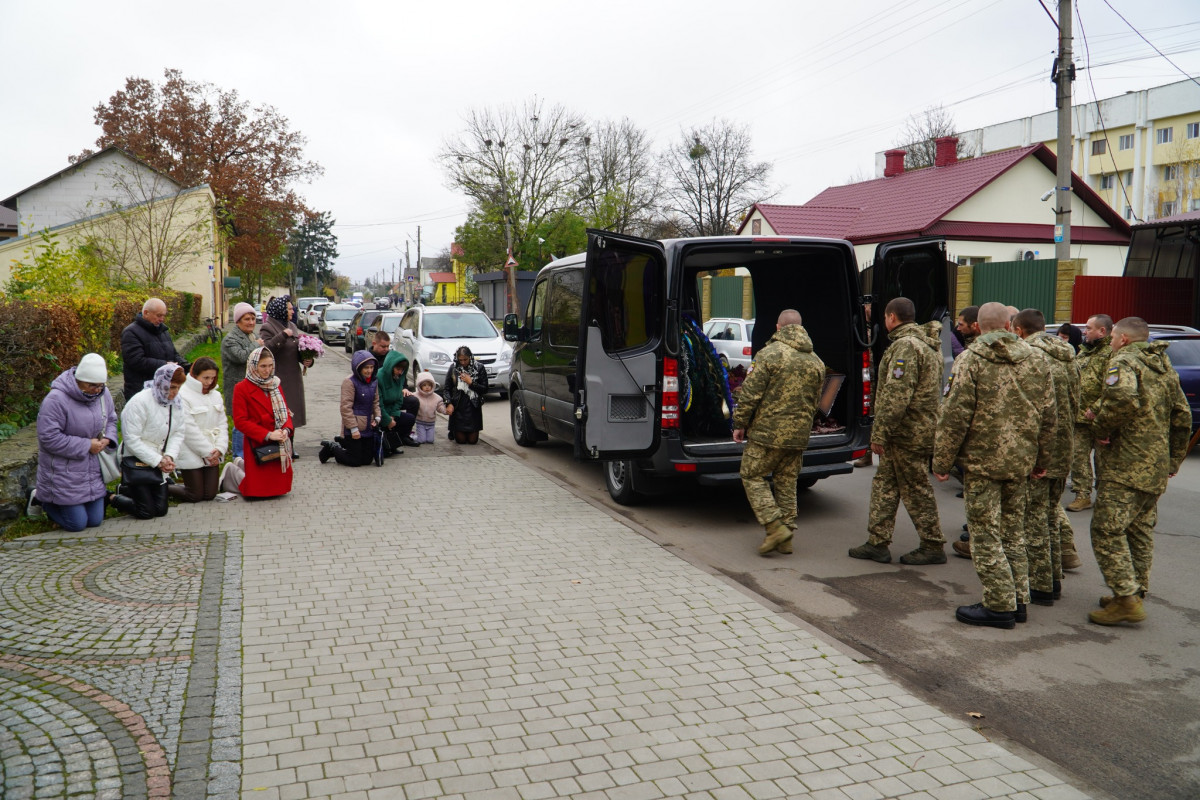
top-left (222, 301), bottom-right (262, 457)
top-left (32, 353), bottom-right (129, 530)
top-left (1056, 322), bottom-right (1083, 354)
top-left (441, 345), bottom-right (488, 444)
top-left (261, 295), bottom-right (311, 433)
top-left (118, 363), bottom-right (187, 519)
top-left (170, 357), bottom-right (228, 503)
top-left (226, 347), bottom-right (294, 497)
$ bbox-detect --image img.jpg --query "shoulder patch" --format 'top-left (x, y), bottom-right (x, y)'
top-left (1105, 366), bottom-right (1119, 385)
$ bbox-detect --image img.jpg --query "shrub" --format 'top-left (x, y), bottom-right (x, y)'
top-left (0, 300), bottom-right (82, 430)
top-left (59, 294), bottom-right (116, 357)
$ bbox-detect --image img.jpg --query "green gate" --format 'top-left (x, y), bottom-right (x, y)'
top-left (971, 259), bottom-right (1057, 317)
top-left (709, 276), bottom-right (754, 319)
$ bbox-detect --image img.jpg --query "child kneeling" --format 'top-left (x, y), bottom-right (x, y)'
top-left (413, 371), bottom-right (447, 444)
top-left (318, 351), bottom-right (383, 466)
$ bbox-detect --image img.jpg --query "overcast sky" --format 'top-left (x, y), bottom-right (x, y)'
top-left (3, 0), bottom-right (1199, 283)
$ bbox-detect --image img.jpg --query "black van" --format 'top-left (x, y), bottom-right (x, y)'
top-left (503, 231), bottom-right (952, 504)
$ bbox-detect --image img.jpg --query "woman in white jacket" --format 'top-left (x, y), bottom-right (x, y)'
top-left (118, 363), bottom-right (186, 519)
top-left (169, 357), bottom-right (228, 502)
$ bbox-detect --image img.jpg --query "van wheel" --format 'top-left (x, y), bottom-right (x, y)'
top-left (605, 460), bottom-right (642, 505)
top-left (511, 395), bottom-right (538, 447)
top-left (797, 476), bottom-right (818, 490)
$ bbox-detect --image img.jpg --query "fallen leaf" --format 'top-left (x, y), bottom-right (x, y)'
top-left (967, 711), bottom-right (985, 719)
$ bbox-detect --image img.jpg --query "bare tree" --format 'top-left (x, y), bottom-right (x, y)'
top-left (577, 118), bottom-right (662, 235)
top-left (895, 105), bottom-right (972, 169)
top-left (662, 120), bottom-right (773, 237)
top-left (77, 159), bottom-right (215, 286)
top-left (438, 98), bottom-right (589, 257)
top-left (1157, 137), bottom-right (1200, 218)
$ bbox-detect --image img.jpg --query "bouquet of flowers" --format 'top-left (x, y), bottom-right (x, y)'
top-left (297, 334), bottom-right (325, 365)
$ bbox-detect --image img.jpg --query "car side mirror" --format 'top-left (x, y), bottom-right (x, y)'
top-left (400, 329), bottom-right (414, 339)
top-left (503, 314), bottom-right (524, 342)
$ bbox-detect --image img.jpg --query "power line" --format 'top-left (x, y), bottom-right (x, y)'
top-left (1099, 0), bottom-right (1200, 90)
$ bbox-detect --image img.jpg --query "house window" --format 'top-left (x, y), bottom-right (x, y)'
top-left (1157, 127), bottom-right (1173, 145)
top-left (1125, 170), bottom-right (1134, 187)
top-left (1099, 174), bottom-right (1114, 190)
top-left (1188, 122), bottom-right (1200, 139)
top-left (1191, 199), bottom-right (1200, 212)
top-left (1162, 201), bottom-right (1178, 217)
top-left (1192, 164), bottom-right (1200, 179)
top-left (1164, 165), bottom-right (1178, 181)
top-left (1119, 134), bottom-right (1134, 150)
top-left (1091, 139), bottom-right (1106, 155)
top-left (1124, 205), bottom-right (1133, 220)
top-left (751, 218), bottom-right (761, 235)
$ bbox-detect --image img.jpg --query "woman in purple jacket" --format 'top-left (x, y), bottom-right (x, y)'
top-left (33, 353), bottom-right (129, 531)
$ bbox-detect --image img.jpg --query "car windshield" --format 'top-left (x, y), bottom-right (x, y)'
top-left (1163, 338), bottom-right (1200, 366)
top-left (421, 312), bottom-right (498, 339)
top-left (324, 308), bottom-right (357, 321)
top-left (381, 316), bottom-right (403, 333)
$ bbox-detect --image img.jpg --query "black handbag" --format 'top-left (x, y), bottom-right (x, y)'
top-left (253, 442), bottom-right (281, 463)
top-left (120, 406), bottom-right (171, 486)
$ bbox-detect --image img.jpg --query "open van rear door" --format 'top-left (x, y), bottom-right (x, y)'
top-left (868, 239), bottom-right (955, 364)
top-left (575, 230), bottom-right (666, 460)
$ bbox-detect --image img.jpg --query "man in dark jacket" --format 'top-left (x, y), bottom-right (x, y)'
top-left (121, 298), bottom-right (186, 402)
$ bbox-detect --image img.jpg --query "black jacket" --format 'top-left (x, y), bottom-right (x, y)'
top-left (121, 314), bottom-right (186, 402)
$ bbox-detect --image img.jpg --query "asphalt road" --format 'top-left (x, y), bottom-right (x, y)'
top-left (478, 396), bottom-right (1200, 800)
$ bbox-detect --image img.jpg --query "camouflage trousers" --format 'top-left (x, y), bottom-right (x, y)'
top-left (1068, 423), bottom-right (1095, 495)
top-left (964, 474), bottom-right (1029, 612)
top-left (740, 441), bottom-right (804, 529)
top-left (867, 446), bottom-right (942, 546)
top-left (1025, 476), bottom-right (1069, 592)
top-left (1090, 480), bottom-right (1158, 598)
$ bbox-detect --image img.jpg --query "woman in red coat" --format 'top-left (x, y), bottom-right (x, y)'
top-left (229, 347), bottom-right (294, 498)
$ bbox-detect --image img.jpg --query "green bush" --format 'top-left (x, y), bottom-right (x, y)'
top-left (0, 299), bottom-right (83, 432)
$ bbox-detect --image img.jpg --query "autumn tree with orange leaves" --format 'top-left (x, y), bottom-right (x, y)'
top-left (74, 68), bottom-right (323, 285)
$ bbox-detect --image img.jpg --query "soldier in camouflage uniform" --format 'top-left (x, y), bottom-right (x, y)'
top-left (933, 303), bottom-right (1056, 629)
top-left (1066, 314), bottom-right (1114, 516)
top-left (849, 298), bottom-right (945, 565)
top-left (1085, 317), bottom-right (1191, 625)
top-left (1014, 309), bottom-right (1079, 606)
top-left (733, 310), bottom-right (826, 556)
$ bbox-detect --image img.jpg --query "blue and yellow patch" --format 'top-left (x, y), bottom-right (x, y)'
top-left (1105, 365), bottom-right (1119, 385)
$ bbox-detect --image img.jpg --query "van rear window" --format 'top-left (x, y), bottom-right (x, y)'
top-left (589, 250), bottom-right (663, 352)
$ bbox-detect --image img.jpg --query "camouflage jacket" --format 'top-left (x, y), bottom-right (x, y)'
top-left (933, 330), bottom-right (1056, 480)
top-left (1076, 335), bottom-right (1112, 422)
top-left (871, 321), bottom-right (944, 453)
top-left (733, 324), bottom-right (826, 451)
top-left (1027, 331), bottom-right (1080, 477)
top-left (1089, 340), bottom-right (1192, 495)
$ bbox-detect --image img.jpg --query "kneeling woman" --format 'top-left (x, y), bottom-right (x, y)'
top-left (442, 345), bottom-right (488, 444)
top-left (171, 357), bottom-right (228, 502)
top-left (319, 350), bottom-right (383, 467)
top-left (119, 363), bottom-right (186, 519)
top-left (226, 347), bottom-right (294, 497)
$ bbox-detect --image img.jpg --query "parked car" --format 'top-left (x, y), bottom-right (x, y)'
top-left (318, 303), bottom-right (358, 345)
top-left (393, 304), bottom-right (511, 396)
top-left (367, 312), bottom-right (405, 344)
top-left (346, 309), bottom-right (387, 353)
top-left (503, 232), bottom-right (952, 505)
top-left (1148, 330), bottom-right (1200, 433)
top-left (300, 301), bottom-right (329, 332)
top-left (703, 317), bottom-right (755, 371)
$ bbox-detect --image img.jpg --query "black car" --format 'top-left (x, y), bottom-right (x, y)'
top-left (345, 309), bottom-right (386, 353)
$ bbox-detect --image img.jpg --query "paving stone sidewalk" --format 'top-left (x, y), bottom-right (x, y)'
top-left (0, 355), bottom-right (1094, 799)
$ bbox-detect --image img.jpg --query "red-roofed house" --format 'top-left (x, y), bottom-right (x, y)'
top-left (738, 139), bottom-right (1131, 276)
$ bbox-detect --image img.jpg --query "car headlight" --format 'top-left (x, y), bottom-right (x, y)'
top-left (428, 351), bottom-right (451, 366)
top-left (496, 348), bottom-right (512, 365)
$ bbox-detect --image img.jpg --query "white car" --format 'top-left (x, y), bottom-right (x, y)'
top-left (703, 317), bottom-right (756, 371)
top-left (318, 303), bottom-right (358, 344)
top-left (301, 301), bottom-right (329, 332)
top-left (393, 305), bottom-right (511, 397)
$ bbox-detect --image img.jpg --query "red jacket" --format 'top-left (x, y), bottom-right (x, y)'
top-left (233, 379), bottom-right (294, 498)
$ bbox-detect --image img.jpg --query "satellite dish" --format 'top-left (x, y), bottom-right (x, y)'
top-left (1023, 251), bottom-right (1036, 261)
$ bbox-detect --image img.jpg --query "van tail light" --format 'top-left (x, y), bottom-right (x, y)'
top-left (356, 326), bottom-right (363, 335)
top-left (861, 351), bottom-right (872, 416)
top-left (661, 357), bottom-right (680, 429)
top-left (742, 346), bottom-right (752, 356)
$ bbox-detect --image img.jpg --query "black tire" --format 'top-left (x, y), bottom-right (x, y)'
top-left (511, 393), bottom-right (538, 447)
top-left (797, 476), bottom-right (818, 490)
top-left (604, 460), bottom-right (642, 505)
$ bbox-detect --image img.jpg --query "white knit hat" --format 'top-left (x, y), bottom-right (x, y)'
top-left (76, 353), bottom-right (107, 383)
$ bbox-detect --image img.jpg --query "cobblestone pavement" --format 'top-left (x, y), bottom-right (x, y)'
top-left (1, 357), bottom-right (1094, 799)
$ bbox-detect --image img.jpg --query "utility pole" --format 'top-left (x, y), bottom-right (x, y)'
top-left (416, 225), bottom-right (422, 269)
top-left (405, 241), bottom-right (412, 305)
top-left (1055, 0), bottom-right (1074, 262)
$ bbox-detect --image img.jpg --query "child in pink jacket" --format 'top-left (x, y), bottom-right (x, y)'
top-left (412, 371), bottom-right (447, 444)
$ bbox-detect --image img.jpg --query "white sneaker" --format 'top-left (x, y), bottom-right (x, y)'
top-left (26, 488), bottom-right (43, 518)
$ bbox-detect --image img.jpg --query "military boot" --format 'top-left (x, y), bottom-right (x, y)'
top-left (1066, 492), bottom-right (1092, 512)
top-left (852, 452), bottom-right (874, 468)
top-left (1060, 541), bottom-right (1082, 570)
top-left (758, 521), bottom-right (793, 556)
top-left (776, 528), bottom-right (795, 554)
top-left (952, 540), bottom-right (972, 559)
top-left (1099, 590), bottom-right (1144, 608)
top-left (1088, 595), bottom-right (1146, 625)
top-left (900, 542), bottom-right (947, 565)
top-left (848, 541), bottom-right (892, 563)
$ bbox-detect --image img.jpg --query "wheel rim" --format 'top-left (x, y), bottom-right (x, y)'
top-left (608, 460), bottom-right (627, 491)
top-left (512, 398), bottom-right (526, 439)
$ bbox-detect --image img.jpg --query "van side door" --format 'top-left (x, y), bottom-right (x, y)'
top-left (516, 277), bottom-right (548, 430)
top-left (541, 268), bottom-right (586, 441)
top-left (575, 231), bottom-right (666, 460)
